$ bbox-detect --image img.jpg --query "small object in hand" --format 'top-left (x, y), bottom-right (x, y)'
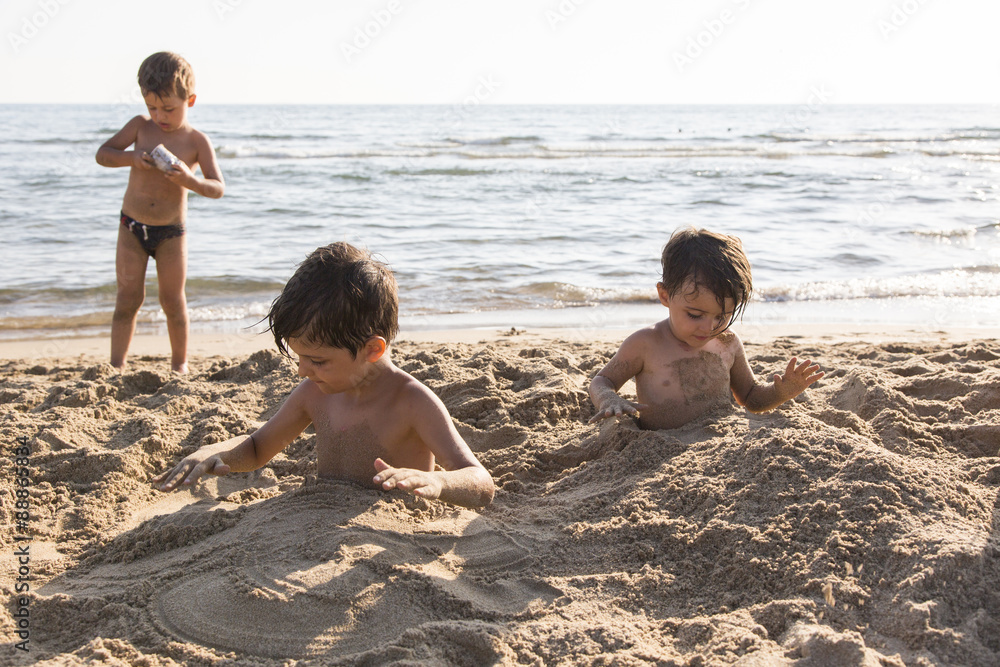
top-left (149, 144), bottom-right (181, 172)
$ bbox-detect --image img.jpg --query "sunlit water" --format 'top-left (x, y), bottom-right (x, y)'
top-left (1, 103), bottom-right (997, 338)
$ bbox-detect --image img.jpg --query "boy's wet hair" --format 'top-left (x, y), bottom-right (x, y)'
top-left (661, 227), bottom-right (753, 331)
top-left (138, 52), bottom-right (196, 100)
top-left (268, 242), bottom-right (399, 358)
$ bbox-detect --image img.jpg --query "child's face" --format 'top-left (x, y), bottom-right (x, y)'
top-left (287, 337), bottom-right (381, 395)
top-left (143, 91), bottom-right (195, 133)
top-left (657, 281), bottom-right (735, 350)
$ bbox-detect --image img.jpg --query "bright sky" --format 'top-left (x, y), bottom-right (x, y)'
top-left (3, 0), bottom-right (998, 105)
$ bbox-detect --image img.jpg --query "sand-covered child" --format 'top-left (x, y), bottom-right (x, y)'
top-left (590, 227), bottom-right (824, 430)
top-left (154, 242), bottom-right (495, 509)
top-left (96, 52), bottom-right (225, 373)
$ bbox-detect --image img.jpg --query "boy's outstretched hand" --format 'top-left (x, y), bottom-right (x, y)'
top-left (588, 395), bottom-right (649, 424)
top-left (153, 453), bottom-right (231, 492)
top-left (773, 357), bottom-right (824, 402)
top-left (373, 458), bottom-right (443, 500)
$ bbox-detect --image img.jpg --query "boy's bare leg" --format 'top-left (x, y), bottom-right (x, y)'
top-left (154, 234), bottom-right (189, 373)
top-left (111, 225), bottom-right (149, 370)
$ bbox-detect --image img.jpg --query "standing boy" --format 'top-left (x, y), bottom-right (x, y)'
top-left (154, 243), bottom-right (495, 509)
top-left (96, 52), bottom-right (225, 373)
top-left (590, 227), bottom-right (823, 430)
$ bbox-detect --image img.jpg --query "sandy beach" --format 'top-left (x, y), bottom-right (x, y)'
top-left (2, 325), bottom-right (998, 665)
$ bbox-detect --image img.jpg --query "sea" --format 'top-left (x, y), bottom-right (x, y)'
top-left (1, 103), bottom-right (998, 341)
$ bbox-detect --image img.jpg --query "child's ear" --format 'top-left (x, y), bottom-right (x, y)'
top-left (187, 94), bottom-right (197, 108)
top-left (364, 337), bottom-right (387, 363)
top-left (656, 282), bottom-right (672, 308)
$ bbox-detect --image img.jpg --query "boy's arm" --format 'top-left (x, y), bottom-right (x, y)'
top-left (95, 116), bottom-right (149, 169)
top-left (730, 338), bottom-right (823, 413)
top-left (588, 333), bottom-right (648, 423)
top-left (153, 381), bottom-right (313, 491)
top-left (373, 384), bottom-right (494, 509)
top-left (162, 130), bottom-right (225, 199)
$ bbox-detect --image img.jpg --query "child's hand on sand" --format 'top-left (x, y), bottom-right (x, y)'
top-left (589, 395), bottom-right (648, 424)
top-left (373, 458), bottom-right (443, 500)
top-left (153, 454), bottom-right (231, 492)
top-left (773, 357), bottom-right (824, 402)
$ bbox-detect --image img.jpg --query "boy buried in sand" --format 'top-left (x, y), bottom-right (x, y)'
top-left (589, 227), bottom-right (824, 430)
top-left (96, 52), bottom-right (225, 373)
top-left (154, 243), bottom-right (495, 509)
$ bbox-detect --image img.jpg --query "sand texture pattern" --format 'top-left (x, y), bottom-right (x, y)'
top-left (2, 337), bottom-right (999, 666)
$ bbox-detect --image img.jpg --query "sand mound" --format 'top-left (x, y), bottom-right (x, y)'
top-left (2, 338), bottom-right (998, 665)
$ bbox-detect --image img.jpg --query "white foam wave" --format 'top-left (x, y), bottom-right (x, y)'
top-left (760, 268), bottom-right (1000, 302)
top-left (214, 141), bottom-right (952, 162)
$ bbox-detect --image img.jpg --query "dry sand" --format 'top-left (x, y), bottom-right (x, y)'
top-left (1, 327), bottom-right (998, 666)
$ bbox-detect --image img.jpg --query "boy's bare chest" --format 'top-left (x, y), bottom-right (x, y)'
top-left (637, 349), bottom-right (733, 410)
top-left (136, 125), bottom-right (197, 166)
top-left (632, 350), bottom-right (733, 430)
top-left (671, 351), bottom-right (732, 403)
top-left (307, 402), bottom-right (429, 485)
top-left (313, 420), bottom-right (390, 486)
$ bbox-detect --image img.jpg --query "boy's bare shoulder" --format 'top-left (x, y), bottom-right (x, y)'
top-left (620, 321), bottom-right (665, 348)
top-left (391, 365), bottom-right (443, 406)
top-left (289, 377), bottom-right (327, 407)
top-left (171, 125), bottom-right (214, 150)
top-left (599, 323), bottom-right (667, 378)
top-left (615, 320), bottom-right (672, 359)
top-left (112, 114), bottom-right (151, 137)
top-left (188, 126), bottom-right (214, 143)
top-left (716, 329), bottom-right (745, 353)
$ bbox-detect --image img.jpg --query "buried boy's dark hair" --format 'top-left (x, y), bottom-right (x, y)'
top-left (268, 242), bottom-right (399, 357)
top-left (661, 227), bottom-right (753, 330)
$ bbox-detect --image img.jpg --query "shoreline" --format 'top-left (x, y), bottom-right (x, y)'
top-left (0, 322), bottom-right (992, 363)
top-left (4, 294), bottom-right (998, 362)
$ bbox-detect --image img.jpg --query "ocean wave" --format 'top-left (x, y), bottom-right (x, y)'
top-left (513, 282), bottom-right (655, 306)
top-left (241, 133), bottom-right (333, 141)
top-left (8, 136), bottom-right (102, 146)
top-left (584, 134), bottom-right (671, 143)
top-left (0, 311), bottom-right (113, 331)
top-left (208, 138), bottom-right (1000, 162)
top-left (446, 135), bottom-right (543, 146)
top-left (0, 277), bottom-right (283, 308)
top-left (960, 154), bottom-right (1000, 162)
top-left (384, 167), bottom-right (496, 177)
top-left (0, 298), bottom-right (275, 332)
top-left (516, 270), bottom-right (1000, 307)
top-left (0, 284), bottom-right (117, 305)
top-left (215, 145), bottom-right (436, 160)
top-left (761, 130), bottom-right (1000, 144)
top-left (185, 277), bottom-right (286, 296)
top-left (759, 267), bottom-right (1000, 302)
top-left (184, 302), bottom-right (273, 323)
top-left (396, 140), bottom-right (464, 149)
top-left (902, 222), bottom-right (1000, 240)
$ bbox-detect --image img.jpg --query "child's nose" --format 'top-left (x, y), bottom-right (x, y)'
top-left (296, 360), bottom-right (309, 377)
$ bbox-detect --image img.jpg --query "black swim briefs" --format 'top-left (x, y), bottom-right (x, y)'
top-left (120, 212), bottom-right (185, 258)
